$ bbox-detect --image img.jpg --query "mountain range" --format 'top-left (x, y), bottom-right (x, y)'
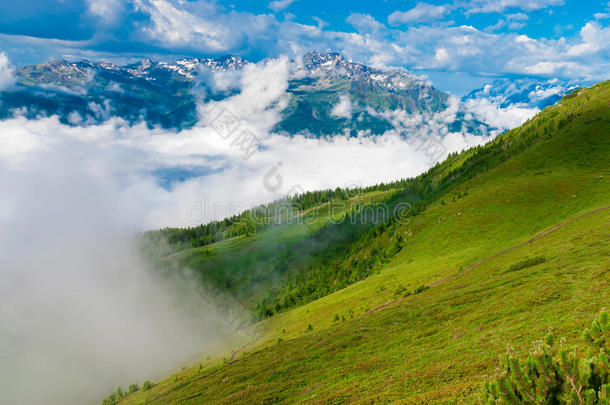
top-left (1, 52), bottom-right (578, 138)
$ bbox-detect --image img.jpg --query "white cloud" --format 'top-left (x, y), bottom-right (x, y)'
top-left (199, 56), bottom-right (293, 137)
top-left (331, 22), bottom-right (610, 82)
top-left (0, 115), bottom-right (249, 405)
top-left (506, 13), bottom-right (529, 21)
top-left (0, 111), bottom-right (490, 231)
top-left (0, 52), bottom-right (16, 91)
top-left (435, 47), bottom-right (450, 64)
top-left (508, 21), bottom-right (526, 30)
top-left (522, 61), bottom-right (580, 75)
top-left (388, 3), bottom-right (450, 24)
top-left (467, 0), bottom-right (564, 14)
top-left (463, 97), bottom-right (539, 131)
top-left (568, 22), bottom-right (610, 56)
top-left (347, 13), bottom-right (386, 34)
top-left (331, 94), bottom-right (353, 118)
top-left (269, 0), bottom-right (297, 12)
top-left (87, 0), bottom-right (124, 25)
top-left (487, 12), bottom-right (530, 31)
top-left (133, 0), bottom-right (234, 51)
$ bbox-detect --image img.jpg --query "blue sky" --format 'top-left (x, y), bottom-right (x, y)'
top-left (0, 0), bottom-right (609, 94)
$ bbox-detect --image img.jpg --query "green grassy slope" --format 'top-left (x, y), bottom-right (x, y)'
top-left (117, 82), bottom-right (610, 404)
top-left (146, 190), bottom-right (396, 309)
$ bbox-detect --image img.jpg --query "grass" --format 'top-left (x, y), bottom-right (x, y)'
top-left (116, 81), bottom-right (610, 404)
top-left (119, 208), bottom-right (610, 404)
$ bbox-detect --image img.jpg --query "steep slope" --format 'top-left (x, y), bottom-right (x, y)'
top-left (142, 189), bottom-right (398, 311)
top-left (114, 81), bottom-right (609, 404)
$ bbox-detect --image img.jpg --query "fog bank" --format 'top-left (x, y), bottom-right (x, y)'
top-left (0, 136), bottom-right (241, 405)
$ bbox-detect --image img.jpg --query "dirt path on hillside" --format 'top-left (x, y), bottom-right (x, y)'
top-left (366, 204), bottom-right (610, 316)
top-left (295, 201), bottom-right (331, 217)
top-left (228, 341), bottom-right (252, 362)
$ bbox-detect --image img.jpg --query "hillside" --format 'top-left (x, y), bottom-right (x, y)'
top-left (114, 81), bottom-right (609, 404)
top-left (141, 188), bottom-right (400, 311)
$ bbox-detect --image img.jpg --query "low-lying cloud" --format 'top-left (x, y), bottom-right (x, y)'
top-left (0, 131), bottom-right (245, 405)
top-left (463, 97), bottom-right (540, 131)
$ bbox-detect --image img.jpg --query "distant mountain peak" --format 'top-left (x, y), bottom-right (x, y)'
top-left (463, 78), bottom-right (580, 110)
top-left (301, 51), bottom-right (431, 96)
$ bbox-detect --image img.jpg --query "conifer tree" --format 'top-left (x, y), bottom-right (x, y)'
top-left (481, 311), bottom-right (610, 404)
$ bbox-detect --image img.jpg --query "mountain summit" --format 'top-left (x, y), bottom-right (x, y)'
top-left (271, 51), bottom-right (454, 136)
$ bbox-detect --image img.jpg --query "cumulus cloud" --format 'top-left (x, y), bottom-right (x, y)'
top-left (87, 0), bottom-right (124, 25)
top-left (269, 0), bottom-right (298, 12)
top-left (347, 13), bottom-right (386, 34)
top-left (467, 0), bottom-right (564, 14)
top-left (199, 56), bottom-right (293, 138)
top-left (486, 12), bottom-right (530, 31)
top-left (388, 3), bottom-right (450, 24)
top-left (133, 0), bottom-right (235, 51)
top-left (567, 22), bottom-right (610, 56)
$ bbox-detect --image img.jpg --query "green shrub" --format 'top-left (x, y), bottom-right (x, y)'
top-left (101, 386), bottom-right (125, 405)
top-left (413, 285), bottom-right (429, 295)
top-left (394, 284), bottom-right (406, 297)
top-left (394, 284), bottom-right (412, 297)
top-left (142, 380), bottom-right (153, 391)
top-left (480, 311), bottom-right (610, 404)
top-left (507, 256), bottom-right (546, 272)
